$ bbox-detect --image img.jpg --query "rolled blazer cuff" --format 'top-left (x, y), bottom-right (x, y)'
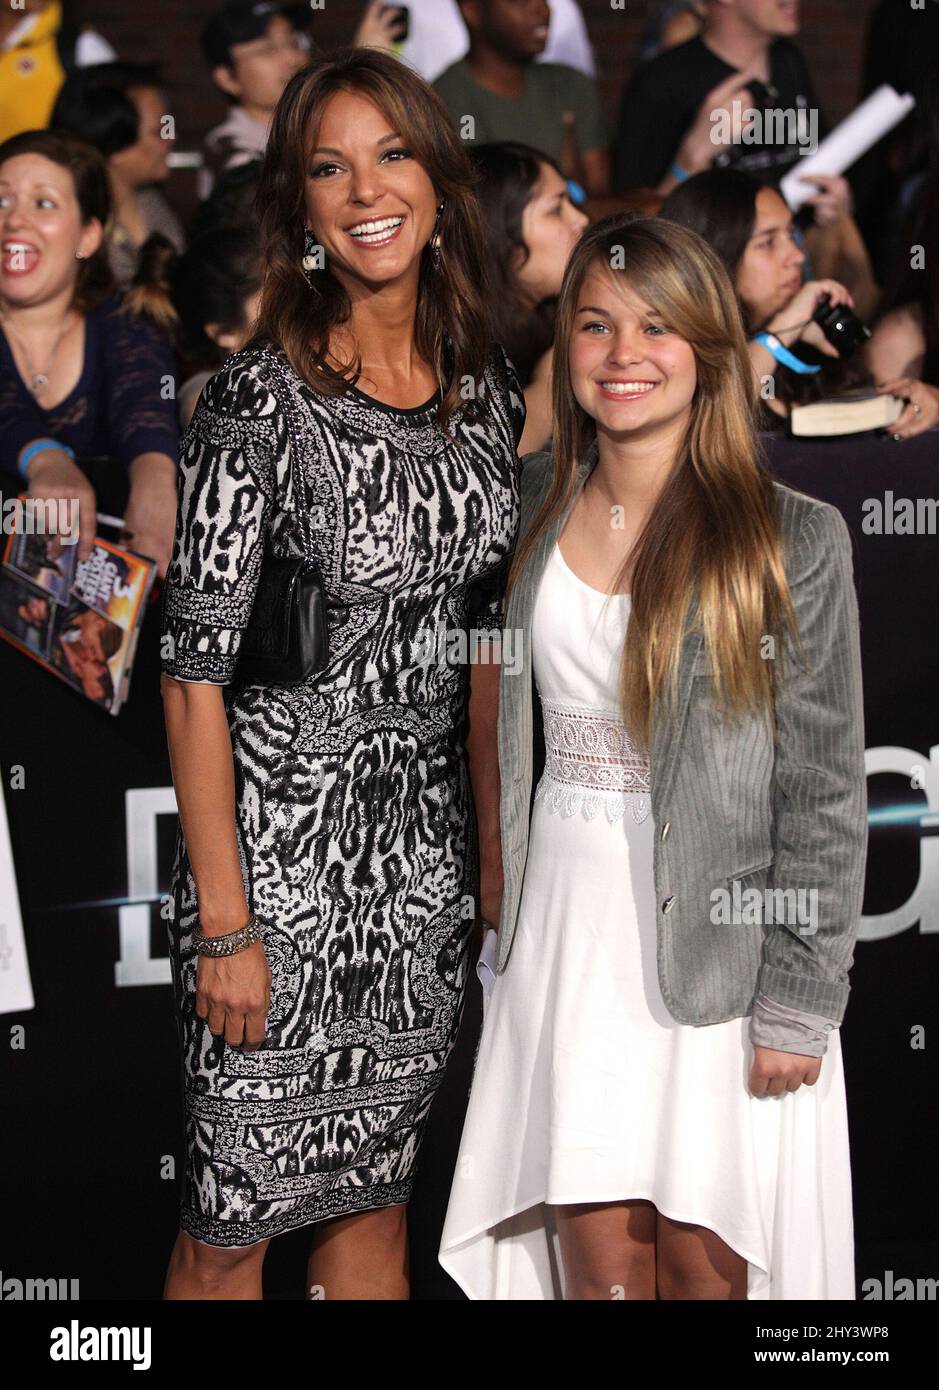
top-left (748, 991), bottom-right (838, 1057)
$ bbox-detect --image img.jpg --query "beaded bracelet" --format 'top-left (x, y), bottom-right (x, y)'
top-left (194, 911), bottom-right (263, 957)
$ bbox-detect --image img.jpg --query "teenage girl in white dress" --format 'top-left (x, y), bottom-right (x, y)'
top-left (439, 215), bottom-right (867, 1300)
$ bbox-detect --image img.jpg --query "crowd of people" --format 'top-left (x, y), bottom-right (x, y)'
top-left (1, 0), bottom-right (936, 585)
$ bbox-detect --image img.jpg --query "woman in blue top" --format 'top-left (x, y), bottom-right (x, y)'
top-left (0, 129), bottom-right (177, 575)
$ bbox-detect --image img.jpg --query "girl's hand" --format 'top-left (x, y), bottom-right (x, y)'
top-left (23, 445), bottom-right (97, 561)
top-left (354, 1), bottom-right (401, 51)
top-left (674, 71), bottom-right (758, 175)
top-left (875, 376), bottom-right (939, 440)
top-left (749, 1045), bottom-right (821, 1097)
top-left (798, 173), bottom-right (853, 227)
top-left (768, 278), bottom-right (854, 359)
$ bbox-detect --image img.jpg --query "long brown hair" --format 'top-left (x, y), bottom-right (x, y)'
top-left (0, 128), bottom-right (115, 313)
top-left (510, 215), bottom-right (801, 748)
top-left (248, 47), bottom-right (491, 426)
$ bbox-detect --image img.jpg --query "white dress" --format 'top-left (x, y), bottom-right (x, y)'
top-left (438, 542), bottom-right (855, 1300)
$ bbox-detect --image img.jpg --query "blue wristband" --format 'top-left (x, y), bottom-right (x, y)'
top-left (752, 331), bottom-right (822, 375)
top-left (17, 438), bottom-right (75, 479)
top-left (668, 161), bottom-right (690, 183)
top-left (566, 179), bottom-right (587, 206)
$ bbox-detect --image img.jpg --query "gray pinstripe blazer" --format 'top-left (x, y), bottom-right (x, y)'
top-left (494, 445), bottom-right (868, 1055)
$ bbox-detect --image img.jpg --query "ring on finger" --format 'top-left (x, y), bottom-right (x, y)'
top-left (913, 402), bottom-right (921, 414)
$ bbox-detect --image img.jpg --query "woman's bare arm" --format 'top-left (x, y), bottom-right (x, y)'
top-left (161, 675), bottom-right (249, 932)
top-left (161, 674), bottom-right (269, 1048)
top-left (465, 650), bottom-right (503, 931)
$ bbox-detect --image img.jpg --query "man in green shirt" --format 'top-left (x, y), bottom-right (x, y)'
top-left (434, 0), bottom-right (611, 194)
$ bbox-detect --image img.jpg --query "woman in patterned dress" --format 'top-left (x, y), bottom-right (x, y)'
top-left (159, 49), bottom-right (525, 1299)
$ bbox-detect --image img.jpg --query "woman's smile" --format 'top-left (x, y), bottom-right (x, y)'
top-left (344, 213), bottom-right (406, 249)
top-left (594, 378), bottom-right (661, 401)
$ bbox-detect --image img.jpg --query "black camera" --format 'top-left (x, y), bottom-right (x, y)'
top-left (743, 78), bottom-right (774, 109)
top-left (811, 294), bottom-right (871, 358)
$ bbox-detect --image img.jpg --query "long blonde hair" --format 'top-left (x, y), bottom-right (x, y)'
top-left (509, 215), bottom-right (801, 748)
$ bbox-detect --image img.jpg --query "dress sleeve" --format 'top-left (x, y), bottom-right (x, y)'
top-left (101, 302), bottom-right (178, 466)
top-left (160, 360), bottom-right (278, 685)
top-left (754, 501), bottom-right (868, 1027)
top-left (496, 345), bottom-right (527, 451)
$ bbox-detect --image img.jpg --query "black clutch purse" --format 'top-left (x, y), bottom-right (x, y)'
top-left (233, 353), bottom-right (329, 685)
top-left (235, 552), bottom-right (328, 684)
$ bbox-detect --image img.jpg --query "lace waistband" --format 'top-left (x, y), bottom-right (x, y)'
top-left (542, 699), bottom-right (651, 794)
top-left (536, 699), bottom-right (652, 825)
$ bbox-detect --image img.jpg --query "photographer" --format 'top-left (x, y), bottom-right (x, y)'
top-left (660, 170), bottom-right (872, 422)
top-left (614, 0), bottom-right (829, 196)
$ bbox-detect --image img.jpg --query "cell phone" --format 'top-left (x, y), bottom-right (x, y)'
top-left (384, 4), bottom-right (409, 43)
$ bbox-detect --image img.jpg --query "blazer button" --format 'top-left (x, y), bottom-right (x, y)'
top-left (661, 821), bottom-right (671, 840)
top-left (662, 896), bottom-right (676, 914)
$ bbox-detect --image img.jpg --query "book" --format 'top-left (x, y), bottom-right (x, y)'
top-left (789, 391), bottom-right (904, 438)
top-left (0, 499), bottom-right (156, 715)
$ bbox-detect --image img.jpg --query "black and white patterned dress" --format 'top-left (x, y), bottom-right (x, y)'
top-left (160, 344), bottom-right (524, 1247)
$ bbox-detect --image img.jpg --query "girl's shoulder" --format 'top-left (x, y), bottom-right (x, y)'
top-left (517, 447), bottom-right (554, 533)
top-left (771, 478), bottom-right (849, 542)
top-left (770, 479), bottom-right (854, 579)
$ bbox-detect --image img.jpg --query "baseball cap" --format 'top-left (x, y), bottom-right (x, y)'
top-left (201, 2), bottom-right (309, 69)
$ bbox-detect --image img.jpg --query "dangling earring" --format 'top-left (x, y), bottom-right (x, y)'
top-left (430, 202), bottom-right (444, 270)
top-left (302, 228), bottom-right (322, 274)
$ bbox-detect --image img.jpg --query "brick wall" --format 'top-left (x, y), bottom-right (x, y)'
top-left (68, 0), bottom-right (881, 217)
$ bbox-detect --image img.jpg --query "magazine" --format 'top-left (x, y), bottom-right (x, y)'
top-left (0, 500), bottom-right (157, 715)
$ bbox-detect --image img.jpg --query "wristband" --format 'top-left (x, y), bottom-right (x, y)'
top-left (668, 161), bottom-right (690, 183)
top-left (17, 438), bottom-right (76, 480)
top-left (752, 331), bottom-right (821, 375)
top-left (566, 179), bottom-right (587, 206)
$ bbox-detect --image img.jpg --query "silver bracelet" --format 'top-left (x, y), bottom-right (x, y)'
top-left (194, 911), bottom-right (263, 957)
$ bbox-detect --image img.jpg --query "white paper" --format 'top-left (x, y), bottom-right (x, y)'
top-left (476, 926), bottom-right (498, 999)
top-left (781, 85), bottom-right (916, 212)
top-left (0, 783), bottom-right (35, 1014)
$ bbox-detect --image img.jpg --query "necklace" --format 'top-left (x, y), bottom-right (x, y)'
top-left (0, 311), bottom-right (74, 399)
